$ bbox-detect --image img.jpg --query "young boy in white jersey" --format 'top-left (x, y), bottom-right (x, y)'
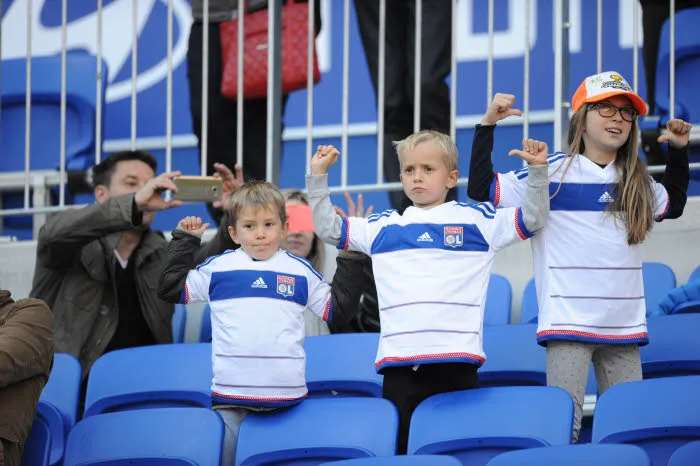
top-left (158, 180), bottom-right (348, 464)
top-left (467, 72), bottom-right (692, 441)
top-left (307, 131), bottom-right (551, 453)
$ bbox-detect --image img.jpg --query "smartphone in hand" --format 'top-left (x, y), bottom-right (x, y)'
top-left (173, 176), bottom-right (223, 203)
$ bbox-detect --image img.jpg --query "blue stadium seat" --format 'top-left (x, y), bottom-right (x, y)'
top-left (200, 304), bottom-right (212, 342)
top-left (592, 376), bottom-right (700, 465)
top-left (641, 314), bottom-right (700, 378)
top-left (668, 440), bottom-right (700, 466)
top-left (304, 333), bottom-right (383, 398)
top-left (407, 386), bottom-right (574, 465)
top-left (643, 262), bottom-right (677, 317)
top-left (520, 278), bottom-right (538, 324)
top-left (21, 415), bottom-right (51, 466)
top-left (63, 407), bottom-right (223, 465)
top-left (37, 353), bottom-right (82, 465)
top-left (236, 398), bottom-right (399, 465)
top-left (485, 274), bottom-right (512, 326)
top-left (0, 52), bottom-right (107, 236)
top-left (655, 7), bottom-right (700, 124)
top-left (83, 343), bottom-right (212, 418)
top-left (689, 266), bottom-right (700, 284)
top-left (326, 457), bottom-right (462, 465)
top-left (479, 324), bottom-right (546, 387)
top-left (486, 444), bottom-right (651, 466)
top-left (173, 304), bottom-right (187, 343)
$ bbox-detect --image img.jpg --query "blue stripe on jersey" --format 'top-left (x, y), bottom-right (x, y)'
top-left (549, 182), bottom-right (617, 211)
top-left (464, 204), bottom-right (495, 219)
top-left (489, 176), bottom-right (499, 204)
top-left (516, 207), bottom-right (534, 238)
top-left (196, 249), bottom-right (236, 271)
top-left (285, 251), bottom-right (323, 280)
top-left (514, 153), bottom-right (567, 180)
top-left (370, 223), bottom-right (489, 255)
top-left (337, 217), bottom-right (349, 250)
top-left (209, 270), bottom-right (309, 306)
top-left (367, 209), bottom-right (397, 223)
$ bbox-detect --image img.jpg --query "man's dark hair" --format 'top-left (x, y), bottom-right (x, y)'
top-left (92, 150), bottom-right (158, 188)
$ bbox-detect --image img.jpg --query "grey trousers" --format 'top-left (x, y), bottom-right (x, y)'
top-left (213, 406), bottom-right (250, 466)
top-left (546, 340), bottom-right (643, 442)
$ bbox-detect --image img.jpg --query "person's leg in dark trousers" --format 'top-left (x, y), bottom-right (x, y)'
top-left (355, 0), bottom-right (414, 213)
top-left (382, 362), bottom-right (479, 454)
top-left (187, 21), bottom-right (288, 223)
top-left (404, 0), bottom-right (457, 204)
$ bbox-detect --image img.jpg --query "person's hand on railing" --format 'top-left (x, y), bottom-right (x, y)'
top-left (658, 119), bottom-right (693, 149)
top-left (311, 144), bottom-right (340, 175)
top-left (212, 163), bottom-right (244, 209)
top-left (134, 171), bottom-right (183, 212)
top-left (481, 93), bottom-right (523, 126)
top-left (334, 192), bottom-right (374, 219)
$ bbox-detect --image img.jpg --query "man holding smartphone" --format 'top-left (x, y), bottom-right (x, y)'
top-left (29, 150), bottom-right (241, 377)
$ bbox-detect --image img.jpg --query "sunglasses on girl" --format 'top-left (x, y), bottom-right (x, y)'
top-left (587, 102), bottom-right (638, 122)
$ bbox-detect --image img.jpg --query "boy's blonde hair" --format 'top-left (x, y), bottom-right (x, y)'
top-left (393, 130), bottom-right (458, 172)
top-left (226, 180), bottom-right (287, 227)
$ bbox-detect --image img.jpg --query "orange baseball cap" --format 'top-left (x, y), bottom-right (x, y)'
top-left (571, 71), bottom-right (647, 116)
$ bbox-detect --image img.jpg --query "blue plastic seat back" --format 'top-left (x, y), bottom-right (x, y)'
top-left (325, 456), bottom-right (462, 465)
top-left (486, 444), bottom-right (651, 466)
top-left (173, 304), bottom-right (187, 343)
top-left (520, 278), bottom-right (538, 324)
top-left (0, 52), bottom-right (106, 172)
top-left (641, 314), bottom-right (700, 378)
top-left (200, 304), bottom-right (212, 342)
top-left (408, 386), bottom-right (574, 465)
top-left (20, 415), bottom-right (52, 466)
top-left (643, 262), bottom-right (677, 317)
top-left (83, 343), bottom-right (213, 418)
top-left (484, 274), bottom-right (512, 326)
top-left (236, 398), bottom-right (399, 465)
top-left (480, 324), bottom-right (546, 387)
top-left (655, 7), bottom-right (700, 123)
top-left (38, 353), bottom-right (82, 465)
top-left (592, 376), bottom-right (700, 466)
top-left (63, 407), bottom-right (223, 465)
top-left (668, 440), bottom-right (700, 466)
top-left (304, 333), bottom-right (383, 398)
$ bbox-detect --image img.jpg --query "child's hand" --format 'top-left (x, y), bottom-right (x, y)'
top-left (177, 216), bottom-right (210, 237)
top-left (508, 139), bottom-right (548, 166)
top-left (481, 93), bottom-right (522, 126)
top-left (311, 144), bottom-right (340, 175)
top-left (334, 192), bottom-right (374, 218)
top-left (657, 118), bottom-right (693, 149)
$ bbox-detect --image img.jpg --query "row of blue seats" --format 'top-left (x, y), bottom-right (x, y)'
top-left (177, 262), bottom-right (700, 344)
top-left (33, 376), bottom-right (700, 465)
top-left (25, 313), bottom-right (700, 465)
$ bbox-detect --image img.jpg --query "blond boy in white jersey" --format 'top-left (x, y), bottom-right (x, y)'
top-left (307, 131), bottom-right (551, 453)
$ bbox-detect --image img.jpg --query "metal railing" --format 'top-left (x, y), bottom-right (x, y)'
top-left (0, 0), bottom-right (697, 237)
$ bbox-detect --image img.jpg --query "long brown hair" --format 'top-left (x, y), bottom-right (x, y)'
top-left (561, 105), bottom-right (655, 245)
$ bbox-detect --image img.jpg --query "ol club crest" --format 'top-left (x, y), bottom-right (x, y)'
top-left (277, 275), bottom-right (295, 297)
top-left (444, 226), bottom-right (464, 248)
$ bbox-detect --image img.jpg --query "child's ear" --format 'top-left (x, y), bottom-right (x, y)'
top-left (281, 220), bottom-right (289, 240)
top-left (446, 169), bottom-right (459, 189)
top-left (228, 226), bottom-right (240, 245)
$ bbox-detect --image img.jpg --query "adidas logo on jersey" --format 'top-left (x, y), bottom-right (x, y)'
top-left (251, 277), bottom-right (267, 288)
top-left (598, 192), bottom-right (614, 203)
top-left (417, 232), bottom-right (433, 242)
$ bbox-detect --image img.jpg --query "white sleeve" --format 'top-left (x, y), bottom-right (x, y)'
top-left (180, 265), bottom-right (212, 304)
top-left (491, 170), bottom-right (528, 208)
top-left (487, 206), bottom-right (536, 251)
top-left (304, 267), bottom-right (333, 323)
top-left (652, 179), bottom-right (671, 221)
top-left (337, 213), bottom-right (392, 255)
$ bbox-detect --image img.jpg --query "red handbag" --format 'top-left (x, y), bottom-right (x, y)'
top-left (220, 0), bottom-right (321, 100)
